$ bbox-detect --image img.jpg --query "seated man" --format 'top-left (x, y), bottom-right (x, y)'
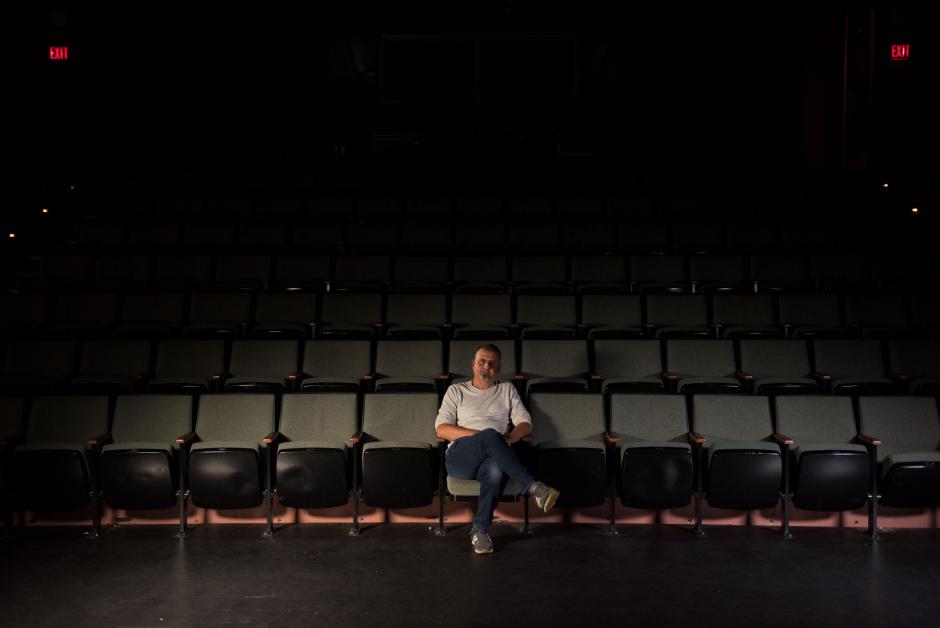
top-left (435, 344), bottom-right (560, 554)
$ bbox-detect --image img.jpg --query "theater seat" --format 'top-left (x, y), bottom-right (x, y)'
top-left (858, 396), bottom-right (940, 509)
top-left (774, 396), bottom-right (870, 513)
top-left (528, 393), bottom-right (608, 510)
top-left (666, 340), bottom-right (742, 394)
top-left (691, 396), bottom-right (783, 524)
top-left (99, 395), bottom-right (192, 511)
top-left (185, 394), bottom-right (275, 512)
top-left (273, 394), bottom-right (359, 512)
top-left (359, 392), bottom-right (441, 514)
top-left (11, 396), bottom-right (110, 534)
top-left (609, 394), bottom-right (693, 511)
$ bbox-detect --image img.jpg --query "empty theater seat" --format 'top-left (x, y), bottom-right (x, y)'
top-left (738, 340), bottom-right (818, 395)
top-left (712, 294), bottom-right (780, 339)
top-left (69, 340), bottom-right (152, 394)
top-left (570, 255), bottom-right (627, 293)
top-left (251, 291), bottom-right (318, 339)
top-left (645, 295), bottom-right (712, 339)
top-left (384, 293), bottom-right (447, 339)
top-left (273, 393), bottom-right (359, 509)
top-left (317, 293), bottom-right (383, 339)
top-left (519, 339), bottom-right (590, 396)
top-left (665, 340), bottom-right (742, 394)
top-left (629, 255), bottom-right (688, 294)
top-left (99, 395), bottom-right (193, 511)
top-left (858, 396), bottom-right (940, 508)
top-left (373, 340), bottom-right (445, 393)
top-left (185, 394), bottom-right (276, 510)
top-left (46, 292), bottom-right (119, 338)
top-left (774, 396), bottom-right (870, 512)
top-left (182, 292), bottom-right (252, 339)
top-left (811, 340), bottom-right (895, 395)
top-left (886, 339), bottom-right (940, 395)
top-left (146, 340), bottom-right (226, 393)
top-left (0, 292), bottom-right (50, 337)
top-left (592, 339), bottom-right (664, 394)
top-left (843, 294), bottom-right (912, 339)
top-left (777, 294), bottom-right (849, 339)
top-left (0, 340), bottom-right (77, 394)
top-left (450, 294), bottom-right (512, 339)
top-left (392, 256), bottom-right (450, 293)
top-left (511, 256), bottom-right (567, 294)
top-left (272, 255), bottom-right (331, 291)
top-left (299, 340), bottom-right (372, 392)
top-left (691, 395), bottom-right (783, 513)
top-left (580, 294), bottom-right (644, 339)
top-left (11, 396), bottom-right (110, 527)
top-left (114, 292), bottom-right (186, 339)
top-left (609, 394), bottom-right (693, 510)
top-left (515, 295), bottom-right (578, 339)
top-left (527, 392), bottom-right (608, 508)
top-left (223, 340), bottom-right (300, 393)
top-left (360, 392), bottom-right (441, 509)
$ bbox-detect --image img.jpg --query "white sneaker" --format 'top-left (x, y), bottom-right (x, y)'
top-left (470, 527), bottom-right (494, 554)
top-left (530, 481), bottom-right (560, 513)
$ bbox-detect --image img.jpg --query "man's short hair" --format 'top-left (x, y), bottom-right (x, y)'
top-left (474, 344), bottom-right (502, 361)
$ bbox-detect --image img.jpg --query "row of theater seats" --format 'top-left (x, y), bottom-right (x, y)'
top-left (5, 291), bottom-right (940, 341)
top-left (17, 209), bottom-right (916, 254)
top-left (6, 252), bottom-right (924, 293)
top-left (2, 392), bottom-right (938, 538)
top-left (2, 338), bottom-right (939, 397)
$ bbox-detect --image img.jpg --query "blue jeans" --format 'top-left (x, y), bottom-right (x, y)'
top-left (445, 428), bottom-right (536, 533)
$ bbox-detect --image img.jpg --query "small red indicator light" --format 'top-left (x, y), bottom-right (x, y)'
top-left (49, 46), bottom-right (69, 60)
top-left (890, 44), bottom-right (910, 61)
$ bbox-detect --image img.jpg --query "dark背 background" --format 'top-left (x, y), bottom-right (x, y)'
top-left (10, 2), bottom-right (937, 212)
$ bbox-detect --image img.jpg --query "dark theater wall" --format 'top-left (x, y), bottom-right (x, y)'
top-left (13, 3), bottom-right (936, 208)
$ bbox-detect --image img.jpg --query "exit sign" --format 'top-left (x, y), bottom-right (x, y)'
top-left (49, 46), bottom-right (69, 60)
top-left (890, 44), bottom-right (910, 61)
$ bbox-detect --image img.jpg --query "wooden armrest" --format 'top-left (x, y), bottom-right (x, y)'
top-left (590, 374), bottom-right (602, 381)
top-left (888, 371), bottom-right (913, 381)
top-left (688, 432), bottom-right (706, 445)
top-left (812, 372), bottom-right (832, 380)
top-left (175, 431), bottom-right (197, 446)
top-left (348, 432), bottom-right (363, 445)
top-left (856, 434), bottom-right (882, 446)
top-left (773, 433), bottom-right (794, 446)
top-left (663, 371), bottom-right (679, 380)
top-left (437, 373), bottom-right (450, 380)
top-left (604, 432), bottom-right (620, 445)
top-left (360, 373), bottom-right (374, 380)
top-left (87, 432), bottom-right (112, 447)
top-left (210, 373), bottom-right (225, 381)
top-left (262, 431), bottom-right (281, 446)
top-left (737, 371), bottom-right (754, 381)
top-left (514, 373), bottom-right (525, 380)
top-left (287, 373), bottom-right (299, 380)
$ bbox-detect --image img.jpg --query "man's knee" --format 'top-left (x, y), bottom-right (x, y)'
top-left (480, 428), bottom-right (503, 443)
top-left (479, 460), bottom-right (505, 486)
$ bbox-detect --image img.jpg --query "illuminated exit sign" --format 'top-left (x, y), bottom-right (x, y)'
top-left (49, 46), bottom-right (69, 60)
top-left (890, 44), bottom-right (910, 61)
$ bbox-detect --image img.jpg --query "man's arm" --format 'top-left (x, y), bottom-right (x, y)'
top-left (505, 421), bottom-right (531, 445)
top-left (436, 423), bottom-right (480, 442)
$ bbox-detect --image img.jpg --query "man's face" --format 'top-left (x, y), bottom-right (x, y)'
top-left (472, 348), bottom-right (501, 383)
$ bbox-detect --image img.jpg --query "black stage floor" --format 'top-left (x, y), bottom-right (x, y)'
top-left (2, 523), bottom-right (939, 627)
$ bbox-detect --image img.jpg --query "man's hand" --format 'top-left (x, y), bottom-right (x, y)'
top-left (504, 422), bottom-right (532, 445)
top-left (436, 423), bottom-right (479, 442)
